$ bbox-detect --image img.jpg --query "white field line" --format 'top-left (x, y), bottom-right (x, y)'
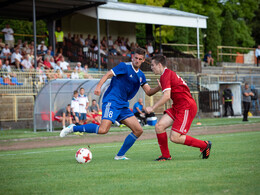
top-left (0, 131), bottom-right (259, 157)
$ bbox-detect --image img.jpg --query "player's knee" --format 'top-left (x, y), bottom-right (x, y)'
top-left (155, 122), bottom-right (165, 134)
top-left (133, 128), bottom-right (143, 137)
top-left (97, 126), bottom-right (109, 134)
top-left (170, 135), bottom-right (181, 144)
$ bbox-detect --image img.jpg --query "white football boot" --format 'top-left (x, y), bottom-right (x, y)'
top-left (60, 124), bottom-right (75, 137)
top-left (114, 155), bottom-right (129, 160)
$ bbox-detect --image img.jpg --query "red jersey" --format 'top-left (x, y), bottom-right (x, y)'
top-left (160, 68), bottom-right (195, 109)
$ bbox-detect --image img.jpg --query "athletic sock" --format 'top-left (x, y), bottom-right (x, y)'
top-left (156, 132), bottom-right (171, 158)
top-left (184, 135), bottom-right (207, 151)
top-left (73, 124), bottom-right (99, 134)
top-left (117, 132), bottom-right (138, 156)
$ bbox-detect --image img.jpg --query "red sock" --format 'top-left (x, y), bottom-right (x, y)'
top-left (184, 135), bottom-right (207, 151)
top-left (156, 132), bottom-right (171, 158)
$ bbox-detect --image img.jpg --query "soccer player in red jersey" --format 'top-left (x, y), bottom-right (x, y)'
top-left (146, 55), bottom-right (212, 161)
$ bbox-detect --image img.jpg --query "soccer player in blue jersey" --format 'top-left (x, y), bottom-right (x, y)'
top-left (60, 48), bottom-right (161, 160)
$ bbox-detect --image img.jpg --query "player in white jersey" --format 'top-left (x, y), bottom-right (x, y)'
top-left (71, 90), bottom-right (80, 125)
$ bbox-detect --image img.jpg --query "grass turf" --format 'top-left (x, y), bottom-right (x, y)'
top-left (0, 131), bottom-right (259, 194)
top-left (1, 117), bottom-right (260, 141)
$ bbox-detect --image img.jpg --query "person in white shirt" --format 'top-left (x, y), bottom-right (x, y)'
top-left (59, 56), bottom-right (70, 71)
top-left (75, 62), bottom-right (83, 72)
top-left (37, 41), bottom-right (47, 51)
top-left (21, 54), bottom-right (33, 70)
top-left (71, 68), bottom-right (79, 79)
top-left (2, 60), bottom-right (12, 72)
top-left (147, 42), bottom-right (154, 56)
top-left (11, 49), bottom-right (23, 69)
top-left (1, 44), bottom-right (12, 59)
top-left (78, 88), bottom-right (89, 124)
top-left (256, 45), bottom-right (260, 67)
top-left (71, 90), bottom-right (80, 125)
top-left (1, 24), bottom-right (14, 48)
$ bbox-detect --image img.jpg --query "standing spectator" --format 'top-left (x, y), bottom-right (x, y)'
top-left (1, 24), bottom-right (14, 48)
top-left (1, 44), bottom-right (12, 60)
top-left (11, 49), bottom-right (23, 69)
top-left (55, 27), bottom-right (64, 54)
top-left (203, 50), bottom-right (214, 66)
top-left (71, 90), bottom-right (80, 125)
top-left (255, 45), bottom-right (260, 67)
top-left (59, 56), bottom-right (70, 71)
top-left (108, 36), bottom-right (113, 49)
top-left (71, 68), bottom-right (79, 79)
top-left (222, 85), bottom-right (234, 117)
top-left (251, 85), bottom-right (259, 112)
top-left (147, 42), bottom-right (154, 56)
top-left (242, 83), bottom-right (254, 122)
top-left (21, 54), bottom-right (33, 70)
top-left (78, 88), bottom-right (89, 124)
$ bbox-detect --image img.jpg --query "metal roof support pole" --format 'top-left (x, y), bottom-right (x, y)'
top-left (196, 17), bottom-right (200, 59)
top-left (159, 25), bottom-right (162, 54)
top-left (96, 6), bottom-right (101, 70)
top-left (33, 0), bottom-right (37, 68)
top-left (52, 20), bottom-right (56, 56)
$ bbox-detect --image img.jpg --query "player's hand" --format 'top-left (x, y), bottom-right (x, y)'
top-left (157, 79), bottom-right (162, 89)
top-left (94, 86), bottom-right (101, 96)
top-left (146, 107), bottom-right (153, 114)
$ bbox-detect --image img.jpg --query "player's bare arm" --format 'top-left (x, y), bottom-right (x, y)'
top-left (142, 79), bottom-right (161, 96)
top-left (94, 70), bottom-right (114, 96)
top-left (146, 90), bottom-right (171, 114)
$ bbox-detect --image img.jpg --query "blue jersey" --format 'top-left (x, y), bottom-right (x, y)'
top-left (102, 62), bottom-right (147, 108)
top-left (133, 102), bottom-right (143, 114)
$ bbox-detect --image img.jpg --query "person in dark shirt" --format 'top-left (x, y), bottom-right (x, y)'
top-left (203, 50), bottom-right (214, 66)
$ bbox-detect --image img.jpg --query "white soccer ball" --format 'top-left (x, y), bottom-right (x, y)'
top-left (75, 148), bottom-right (92, 164)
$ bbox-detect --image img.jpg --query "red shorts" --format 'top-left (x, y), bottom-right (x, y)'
top-left (165, 102), bottom-right (197, 135)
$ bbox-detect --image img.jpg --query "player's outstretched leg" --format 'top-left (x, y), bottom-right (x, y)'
top-left (60, 123), bottom-right (99, 137)
top-left (114, 116), bottom-right (143, 160)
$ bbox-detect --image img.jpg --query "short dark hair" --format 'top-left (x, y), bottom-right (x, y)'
top-left (134, 48), bottom-right (146, 57)
top-left (92, 99), bottom-right (96, 102)
top-left (80, 87), bottom-right (84, 90)
top-left (73, 90), bottom-right (78, 95)
top-left (152, 55), bottom-right (166, 66)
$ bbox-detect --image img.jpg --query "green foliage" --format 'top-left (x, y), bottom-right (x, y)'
top-left (221, 9), bottom-right (236, 47)
top-left (205, 11), bottom-right (221, 60)
top-left (0, 131), bottom-right (259, 194)
top-left (0, 19), bottom-right (47, 43)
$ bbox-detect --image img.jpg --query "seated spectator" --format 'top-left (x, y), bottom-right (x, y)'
top-left (54, 61), bottom-right (63, 73)
top-left (55, 69), bottom-right (63, 79)
top-left (75, 62), bottom-right (83, 72)
top-left (47, 45), bottom-right (54, 56)
top-left (11, 49), bottom-right (23, 69)
top-left (109, 44), bottom-right (118, 56)
top-left (79, 34), bottom-right (85, 46)
top-left (55, 104), bottom-right (73, 129)
top-left (44, 50), bottom-right (52, 61)
top-left (108, 36), bottom-right (113, 49)
top-left (71, 68), bottom-right (79, 79)
top-left (1, 44), bottom-right (12, 60)
top-left (37, 41), bottom-right (47, 51)
top-left (21, 54), bottom-right (33, 70)
top-left (43, 57), bottom-right (52, 69)
top-left (85, 34), bottom-right (92, 47)
top-left (17, 39), bottom-right (23, 49)
top-left (36, 55), bottom-right (45, 68)
top-left (59, 56), bottom-right (70, 71)
top-left (28, 50), bottom-right (35, 66)
top-left (25, 43), bottom-right (34, 55)
top-left (21, 41), bottom-right (29, 56)
top-left (55, 53), bottom-right (63, 62)
top-left (50, 57), bottom-right (57, 69)
top-left (133, 98), bottom-right (148, 126)
top-left (119, 42), bottom-right (128, 54)
top-left (88, 99), bottom-right (101, 125)
top-left (2, 60), bottom-right (12, 73)
top-left (37, 45), bottom-right (47, 59)
top-left (203, 50), bottom-right (214, 66)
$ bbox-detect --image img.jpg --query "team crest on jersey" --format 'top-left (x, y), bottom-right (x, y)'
top-left (140, 77), bottom-right (142, 83)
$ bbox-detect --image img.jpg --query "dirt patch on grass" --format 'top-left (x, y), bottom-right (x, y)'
top-left (0, 123), bottom-right (259, 151)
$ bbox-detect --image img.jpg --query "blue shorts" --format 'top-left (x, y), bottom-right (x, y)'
top-left (102, 102), bottom-right (134, 123)
top-left (79, 113), bottom-right (86, 120)
top-left (74, 112), bottom-right (79, 120)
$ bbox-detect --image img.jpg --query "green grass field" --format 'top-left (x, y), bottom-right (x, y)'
top-left (0, 131), bottom-right (259, 194)
top-left (1, 117), bottom-right (260, 140)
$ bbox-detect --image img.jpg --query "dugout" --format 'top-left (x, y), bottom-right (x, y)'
top-left (33, 79), bottom-right (145, 132)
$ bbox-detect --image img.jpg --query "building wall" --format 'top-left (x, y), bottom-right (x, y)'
top-left (61, 14), bottom-right (136, 43)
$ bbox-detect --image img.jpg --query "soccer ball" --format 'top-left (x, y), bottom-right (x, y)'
top-left (75, 148), bottom-right (92, 164)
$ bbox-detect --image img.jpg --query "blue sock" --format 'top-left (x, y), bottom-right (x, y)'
top-left (117, 132), bottom-right (138, 156)
top-left (73, 124), bottom-right (99, 134)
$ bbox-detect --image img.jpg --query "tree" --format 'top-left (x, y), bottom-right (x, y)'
top-left (205, 11), bottom-right (221, 60)
top-left (221, 9), bottom-right (236, 47)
